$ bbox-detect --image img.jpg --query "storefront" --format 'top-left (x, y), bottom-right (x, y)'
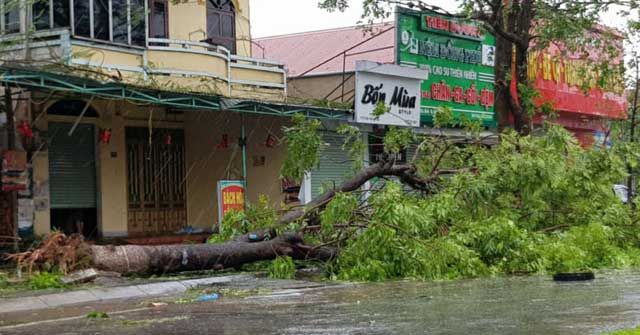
top-left (1, 68), bottom-right (351, 238)
top-left (528, 40), bottom-right (627, 146)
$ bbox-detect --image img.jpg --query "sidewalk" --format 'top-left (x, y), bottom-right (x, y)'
top-left (0, 274), bottom-right (253, 314)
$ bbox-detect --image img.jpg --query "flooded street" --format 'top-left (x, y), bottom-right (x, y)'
top-left (3, 271), bottom-right (640, 334)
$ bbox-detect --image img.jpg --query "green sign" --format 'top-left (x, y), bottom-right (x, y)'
top-left (395, 8), bottom-right (496, 127)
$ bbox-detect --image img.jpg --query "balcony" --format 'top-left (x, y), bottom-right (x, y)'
top-left (0, 29), bottom-right (287, 102)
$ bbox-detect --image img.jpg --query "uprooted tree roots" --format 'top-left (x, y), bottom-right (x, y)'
top-left (4, 232), bottom-right (92, 275)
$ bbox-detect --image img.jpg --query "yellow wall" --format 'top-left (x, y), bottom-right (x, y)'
top-left (289, 74), bottom-right (356, 102)
top-left (97, 101), bottom-right (128, 237)
top-left (71, 45), bottom-right (143, 68)
top-left (168, 0), bottom-right (252, 57)
top-left (32, 96), bottom-right (288, 236)
top-left (184, 111), bottom-right (288, 230)
top-left (234, 0), bottom-right (253, 58)
top-left (30, 99), bottom-right (49, 236)
top-left (168, 0), bottom-right (207, 42)
top-left (31, 98), bottom-right (129, 237)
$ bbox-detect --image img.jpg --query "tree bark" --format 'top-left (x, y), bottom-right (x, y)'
top-left (90, 232), bottom-right (337, 275)
top-left (490, 0), bottom-right (534, 136)
top-left (512, 0), bottom-right (534, 135)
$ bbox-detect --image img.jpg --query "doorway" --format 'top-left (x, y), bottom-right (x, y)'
top-left (48, 122), bottom-right (98, 238)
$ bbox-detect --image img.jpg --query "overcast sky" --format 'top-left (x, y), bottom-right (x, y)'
top-left (250, 0), bottom-right (627, 38)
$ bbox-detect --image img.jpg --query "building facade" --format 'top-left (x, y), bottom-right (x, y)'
top-left (255, 11), bottom-right (626, 147)
top-left (0, 0), bottom-right (349, 239)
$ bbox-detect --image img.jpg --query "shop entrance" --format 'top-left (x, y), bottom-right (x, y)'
top-left (126, 127), bottom-right (187, 236)
top-left (48, 122), bottom-right (98, 238)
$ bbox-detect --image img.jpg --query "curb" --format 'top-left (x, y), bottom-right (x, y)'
top-left (0, 274), bottom-right (253, 314)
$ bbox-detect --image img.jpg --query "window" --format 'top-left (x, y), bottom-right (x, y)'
top-left (32, 0), bottom-right (50, 30)
top-left (112, 0), bottom-right (128, 43)
top-left (7, 0), bottom-right (68, 33)
top-left (206, 0), bottom-right (235, 53)
top-left (149, 0), bottom-right (167, 39)
top-left (93, 0), bottom-right (110, 40)
top-left (130, 0), bottom-right (146, 46)
top-left (3, 0), bottom-right (21, 34)
top-left (12, 0), bottom-right (147, 47)
top-left (73, 1), bottom-right (90, 37)
top-left (52, 0), bottom-right (69, 28)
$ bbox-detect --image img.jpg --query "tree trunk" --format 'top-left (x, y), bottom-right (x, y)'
top-left (277, 160), bottom-right (430, 225)
top-left (90, 232), bottom-right (337, 275)
top-left (512, 0), bottom-right (534, 136)
top-left (494, 34), bottom-right (514, 133)
top-left (492, 0), bottom-right (534, 136)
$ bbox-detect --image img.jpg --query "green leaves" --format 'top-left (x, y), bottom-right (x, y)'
top-left (320, 192), bottom-right (359, 239)
top-left (383, 126), bottom-right (415, 154)
top-left (337, 125), bottom-right (366, 172)
top-left (281, 114), bottom-right (324, 182)
top-left (328, 124), bottom-right (640, 281)
top-left (268, 256), bottom-right (296, 279)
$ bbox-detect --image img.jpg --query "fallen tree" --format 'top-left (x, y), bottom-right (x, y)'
top-left (6, 156), bottom-right (436, 275)
top-left (8, 118), bottom-right (640, 281)
top-left (91, 232), bottom-right (337, 275)
top-left (2, 117), bottom-right (479, 276)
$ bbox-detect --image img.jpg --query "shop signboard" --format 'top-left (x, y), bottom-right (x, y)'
top-left (216, 180), bottom-right (245, 230)
top-left (395, 7), bottom-right (496, 126)
top-left (2, 150), bottom-right (27, 192)
top-left (354, 60), bottom-right (427, 127)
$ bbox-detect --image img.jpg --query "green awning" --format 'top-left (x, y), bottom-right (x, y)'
top-left (0, 66), bottom-right (353, 120)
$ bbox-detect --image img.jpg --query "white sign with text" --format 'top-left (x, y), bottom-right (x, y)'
top-left (354, 61), bottom-right (427, 127)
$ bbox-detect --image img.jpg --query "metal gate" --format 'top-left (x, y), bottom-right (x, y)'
top-left (48, 122), bottom-right (97, 209)
top-left (310, 132), bottom-right (352, 198)
top-left (126, 127), bottom-right (186, 235)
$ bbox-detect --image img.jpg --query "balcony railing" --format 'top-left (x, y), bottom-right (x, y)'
top-left (0, 29), bottom-right (287, 101)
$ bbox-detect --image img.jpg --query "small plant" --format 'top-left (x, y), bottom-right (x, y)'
top-left (86, 311), bottom-right (109, 319)
top-left (268, 256), bottom-right (296, 279)
top-left (606, 326), bottom-right (640, 335)
top-left (207, 195), bottom-right (278, 244)
top-left (28, 272), bottom-right (65, 290)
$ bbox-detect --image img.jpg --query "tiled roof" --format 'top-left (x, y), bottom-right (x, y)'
top-left (253, 23), bottom-right (395, 77)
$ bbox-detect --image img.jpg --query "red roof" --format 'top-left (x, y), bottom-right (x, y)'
top-left (253, 23), bottom-right (395, 77)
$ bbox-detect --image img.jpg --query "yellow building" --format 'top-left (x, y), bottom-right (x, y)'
top-left (0, 0), bottom-right (349, 239)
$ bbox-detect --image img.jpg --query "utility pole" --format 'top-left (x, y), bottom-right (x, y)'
top-left (627, 64), bottom-right (639, 206)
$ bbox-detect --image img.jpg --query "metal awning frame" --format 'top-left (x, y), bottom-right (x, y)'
top-left (0, 67), bottom-right (353, 121)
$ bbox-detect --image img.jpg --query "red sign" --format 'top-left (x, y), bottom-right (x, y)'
top-left (528, 48), bottom-right (627, 120)
top-left (216, 180), bottom-right (245, 228)
top-left (221, 185), bottom-right (245, 214)
top-left (423, 81), bottom-right (494, 109)
top-left (2, 151), bottom-right (27, 192)
top-left (424, 15), bottom-right (481, 39)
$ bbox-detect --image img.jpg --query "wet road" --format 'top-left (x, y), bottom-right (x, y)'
top-left (2, 271), bottom-right (640, 334)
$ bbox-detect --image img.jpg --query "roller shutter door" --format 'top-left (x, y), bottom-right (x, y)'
top-left (310, 132), bottom-right (352, 198)
top-left (48, 122), bottom-right (97, 209)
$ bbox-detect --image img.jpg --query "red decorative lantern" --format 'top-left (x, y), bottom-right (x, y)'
top-left (164, 133), bottom-right (172, 145)
top-left (216, 134), bottom-right (229, 149)
top-left (18, 120), bottom-right (33, 139)
top-left (99, 128), bottom-right (112, 144)
top-left (265, 134), bottom-right (277, 148)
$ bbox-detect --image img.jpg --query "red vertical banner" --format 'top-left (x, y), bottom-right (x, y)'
top-left (510, 45), bottom-right (520, 107)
